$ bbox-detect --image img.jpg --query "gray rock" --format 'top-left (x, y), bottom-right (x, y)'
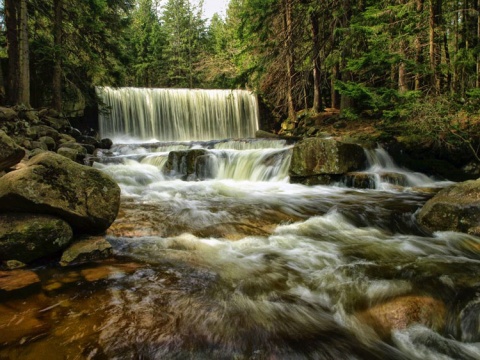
top-left (289, 138), bottom-right (366, 184)
top-left (0, 152), bottom-right (121, 234)
top-left (0, 213), bottom-right (73, 264)
top-left (57, 147), bottom-right (79, 162)
top-left (60, 236), bottom-right (112, 266)
top-left (418, 179), bottom-right (480, 235)
top-left (0, 130), bottom-right (25, 171)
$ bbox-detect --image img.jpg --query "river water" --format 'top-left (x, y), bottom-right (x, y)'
top-left (2, 137), bottom-right (479, 360)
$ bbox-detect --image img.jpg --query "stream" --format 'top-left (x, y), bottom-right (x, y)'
top-left (1, 138), bottom-right (479, 359)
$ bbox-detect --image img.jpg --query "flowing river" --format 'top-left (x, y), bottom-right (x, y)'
top-left (1, 89), bottom-right (479, 359)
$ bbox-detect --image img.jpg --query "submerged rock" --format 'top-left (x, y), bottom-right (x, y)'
top-left (0, 152), bottom-right (121, 234)
top-left (0, 269), bottom-right (40, 293)
top-left (356, 295), bottom-right (446, 339)
top-left (289, 138), bottom-right (367, 185)
top-left (60, 236), bottom-right (112, 266)
top-left (0, 130), bottom-right (25, 171)
top-left (417, 179), bottom-right (480, 235)
top-left (0, 213), bottom-right (73, 264)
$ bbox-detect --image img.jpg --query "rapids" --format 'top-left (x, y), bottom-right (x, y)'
top-left (1, 138), bottom-right (479, 360)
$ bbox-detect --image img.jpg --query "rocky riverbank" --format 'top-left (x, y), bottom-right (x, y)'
top-left (0, 107), bottom-right (120, 270)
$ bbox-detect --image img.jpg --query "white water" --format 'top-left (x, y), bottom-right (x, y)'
top-left (86, 139), bottom-right (480, 359)
top-left (339, 146), bottom-right (453, 190)
top-left (96, 87), bottom-right (260, 142)
top-left (3, 97), bottom-right (478, 358)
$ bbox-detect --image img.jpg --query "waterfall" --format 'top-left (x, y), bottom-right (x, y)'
top-left (96, 87), bottom-right (260, 142)
top-left (340, 146), bottom-right (443, 189)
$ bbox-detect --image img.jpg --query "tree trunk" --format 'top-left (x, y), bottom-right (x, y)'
top-left (5, 0), bottom-right (19, 105)
top-left (311, 11), bottom-right (322, 113)
top-left (429, 0), bottom-right (440, 93)
top-left (283, 0), bottom-right (296, 120)
top-left (414, 0), bottom-right (424, 91)
top-left (52, 0), bottom-right (63, 112)
top-left (477, 0), bottom-right (480, 87)
top-left (18, 0), bottom-right (30, 106)
top-left (331, 64), bottom-right (340, 109)
top-left (398, 41), bottom-right (408, 94)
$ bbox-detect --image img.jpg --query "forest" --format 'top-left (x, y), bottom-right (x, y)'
top-left (2, 0), bottom-right (480, 152)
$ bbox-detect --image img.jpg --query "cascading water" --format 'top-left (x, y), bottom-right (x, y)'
top-left (1, 92), bottom-right (479, 360)
top-left (341, 146), bottom-right (453, 190)
top-left (96, 87), bottom-right (259, 142)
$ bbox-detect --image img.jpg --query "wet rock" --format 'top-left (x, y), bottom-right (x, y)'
top-left (0, 130), bottom-right (25, 171)
top-left (164, 149), bottom-right (208, 180)
top-left (289, 138), bottom-right (367, 185)
top-left (0, 152), bottom-right (121, 234)
top-left (255, 130), bottom-right (279, 139)
top-left (60, 236), bottom-right (112, 266)
top-left (2, 260), bottom-right (27, 269)
top-left (99, 138), bottom-right (113, 150)
top-left (0, 295), bottom-right (50, 345)
top-left (343, 172), bottom-right (375, 189)
top-left (81, 262), bottom-right (143, 282)
top-left (0, 213), bottom-right (73, 264)
top-left (193, 222), bottom-right (270, 240)
top-left (0, 270), bottom-right (40, 292)
top-left (356, 295), bottom-right (446, 339)
top-left (78, 135), bottom-right (100, 148)
top-left (418, 179), bottom-right (480, 235)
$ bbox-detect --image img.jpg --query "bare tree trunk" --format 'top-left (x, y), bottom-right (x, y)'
top-left (5, 0), bottom-right (19, 105)
top-left (311, 11), bottom-right (322, 113)
top-left (429, 0), bottom-right (437, 93)
top-left (283, 0), bottom-right (296, 120)
top-left (414, 0), bottom-right (424, 91)
top-left (18, 0), bottom-right (30, 106)
top-left (331, 64), bottom-right (340, 109)
top-left (52, 0), bottom-right (63, 112)
top-left (477, 0), bottom-right (480, 87)
top-left (444, 33), bottom-right (452, 92)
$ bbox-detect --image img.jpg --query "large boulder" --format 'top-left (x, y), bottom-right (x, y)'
top-left (0, 152), bottom-right (121, 234)
top-left (417, 179), bottom-right (480, 235)
top-left (0, 213), bottom-right (73, 264)
top-left (0, 130), bottom-right (25, 171)
top-left (289, 138), bottom-right (367, 185)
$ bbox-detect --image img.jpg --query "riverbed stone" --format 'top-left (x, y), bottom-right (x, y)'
top-left (289, 138), bottom-right (367, 185)
top-left (0, 130), bottom-right (25, 171)
top-left (0, 213), bottom-right (73, 264)
top-left (417, 179), bottom-right (480, 235)
top-left (0, 152), bottom-right (121, 234)
top-left (60, 236), bottom-right (112, 266)
top-left (0, 270), bottom-right (40, 293)
top-left (356, 295), bottom-right (446, 339)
